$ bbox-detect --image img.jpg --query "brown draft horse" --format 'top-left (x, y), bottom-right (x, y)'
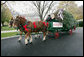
top-left (12, 16), bottom-right (48, 45)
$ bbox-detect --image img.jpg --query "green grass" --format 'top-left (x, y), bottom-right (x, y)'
top-left (1, 32), bottom-right (18, 38)
top-left (1, 26), bottom-right (16, 31)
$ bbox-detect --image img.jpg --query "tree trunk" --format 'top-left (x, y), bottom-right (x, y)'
top-left (1, 22), bottom-right (4, 26)
top-left (39, 15), bottom-right (43, 21)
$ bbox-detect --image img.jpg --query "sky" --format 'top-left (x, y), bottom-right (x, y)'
top-left (75, 1), bottom-right (83, 6)
top-left (2, 1), bottom-right (83, 17)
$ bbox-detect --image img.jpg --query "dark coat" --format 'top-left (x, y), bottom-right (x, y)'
top-left (46, 16), bottom-right (52, 22)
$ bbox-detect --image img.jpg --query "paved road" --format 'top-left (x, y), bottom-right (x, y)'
top-left (1, 27), bottom-right (83, 56)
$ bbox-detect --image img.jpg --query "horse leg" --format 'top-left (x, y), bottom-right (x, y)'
top-left (37, 32), bottom-right (40, 38)
top-left (27, 36), bottom-right (29, 41)
top-left (25, 33), bottom-right (29, 45)
top-left (46, 31), bottom-right (49, 35)
top-left (43, 32), bottom-right (46, 41)
top-left (18, 31), bottom-right (22, 42)
top-left (29, 35), bottom-right (33, 44)
top-left (35, 34), bottom-right (38, 38)
top-left (35, 32), bottom-right (38, 39)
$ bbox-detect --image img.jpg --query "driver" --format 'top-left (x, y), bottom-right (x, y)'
top-left (46, 15), bottom-right (52, 22)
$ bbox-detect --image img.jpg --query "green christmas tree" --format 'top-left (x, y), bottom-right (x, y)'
top-left (62, 10), bottom-right (77, 30)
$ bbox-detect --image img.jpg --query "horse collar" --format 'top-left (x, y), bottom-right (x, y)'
top-left (23, 21), bottom-right (28, 25)
top-left (16, 21), bottom-right (28, 31)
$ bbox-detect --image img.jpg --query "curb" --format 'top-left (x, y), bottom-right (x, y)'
top-left (1, 32), bottom-right (43, 40)
top-left (1, 30), bottom-right (18, 33)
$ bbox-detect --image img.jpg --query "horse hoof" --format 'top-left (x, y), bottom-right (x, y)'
top-left (27, 39), bottom-right (29, 41)
top-left (43, 40), bottom-right (46, 42)
top-left (18, 40), bottom-right (21, 42)
top-left (25, 43), bottom-right (28, 45)
top-left (30, 42), bottom-right (32, 44)
top-left (42, 40), bottom-right (46, 42)
top-left (25, 42), bottom-right (28, 45)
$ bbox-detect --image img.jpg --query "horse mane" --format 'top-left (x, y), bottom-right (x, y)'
top-left (17, 16), bottom-right (27, 21)
top-left (20, 16), bottom-right (26, 20)
top-left (15, 16), bottom-right (27, 25)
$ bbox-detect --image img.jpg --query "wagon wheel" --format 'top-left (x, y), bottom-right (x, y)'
top-left (54, 32), bottom-right (59, 39)
top-left (74, 26), bottom-right (76, 30)
top-left (69, 29), bottom-right (72, 35)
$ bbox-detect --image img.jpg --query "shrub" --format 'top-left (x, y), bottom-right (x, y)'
top-left (79, 21), bottom-right (83, 27)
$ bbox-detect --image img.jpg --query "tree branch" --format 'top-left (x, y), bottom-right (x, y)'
top-left (43, 1), bottom-right (54, 19)
top-left (1, 1), bottom-right (7, 5)
top-left (32, 1), bottom-right (54, 21)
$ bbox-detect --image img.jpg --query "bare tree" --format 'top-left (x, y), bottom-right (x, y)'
top-left (32, 1), bottom-right (56, 21)
top-left (1, 1), bottom-right (7, 5)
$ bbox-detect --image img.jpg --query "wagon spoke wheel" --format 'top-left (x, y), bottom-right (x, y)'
top-left (69, 29), bottom-right (72, 35)
top-left (54, 32), bottom-right (59, 39)
top-left (74, 26), bottom-right (76, 30)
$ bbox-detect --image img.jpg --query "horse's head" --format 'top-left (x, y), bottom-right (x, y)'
top-left (12, 16), bottom-right (21, 28)
top-left (13, 15), bottom-right (27, 28)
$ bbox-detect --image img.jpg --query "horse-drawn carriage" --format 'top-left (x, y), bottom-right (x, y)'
top-left (9, 9), bottom-right (77, 45)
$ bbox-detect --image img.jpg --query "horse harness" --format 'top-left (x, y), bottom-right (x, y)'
top-left (16, 19), bottom-right (49, 32)
top-left (16, 21), bottom-right (31, 32)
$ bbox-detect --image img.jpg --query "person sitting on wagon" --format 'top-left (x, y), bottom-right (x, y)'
top-left (46, 15), bottom-right (52, 22)
top-left (50, 13), bottom-right (57, 22)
